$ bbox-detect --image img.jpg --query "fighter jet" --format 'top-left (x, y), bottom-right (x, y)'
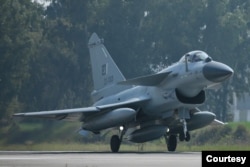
top-left (13, 33), bottom-right (234, 152)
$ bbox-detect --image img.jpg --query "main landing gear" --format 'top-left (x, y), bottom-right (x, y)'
top-left (110, 135), bottom-right (121, 153)
top-left (110, 126), bottom-right (125, 153)
top-left (165, 134), bottom-right (177, 152)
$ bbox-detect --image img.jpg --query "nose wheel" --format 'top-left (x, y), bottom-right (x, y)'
top-left (179, 131), bottom-right (190, 141)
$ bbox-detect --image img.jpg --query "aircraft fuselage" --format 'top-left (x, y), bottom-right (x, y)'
top-left (94, 53), bottom-right (233, 121)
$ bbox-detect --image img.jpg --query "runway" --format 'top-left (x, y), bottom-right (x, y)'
top-left (0, 151), bottom-right (201, 167)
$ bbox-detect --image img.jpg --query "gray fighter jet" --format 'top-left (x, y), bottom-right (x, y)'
top-left (13, 33), bottom-right (234, 152)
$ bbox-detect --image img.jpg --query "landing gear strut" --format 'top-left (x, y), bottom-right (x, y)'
top-left (179, 119), bottom-right (190, 142)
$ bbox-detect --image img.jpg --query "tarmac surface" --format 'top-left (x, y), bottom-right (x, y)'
top-left (0, 151), bottom-right (201, 167)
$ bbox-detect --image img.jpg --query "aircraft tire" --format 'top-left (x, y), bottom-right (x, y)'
top-left (110, 135), bottom-right (120, 153)
top-left (167, 135), bottom-right (177, 152)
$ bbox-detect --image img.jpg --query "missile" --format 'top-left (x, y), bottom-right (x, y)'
top-left (82, 108), bottom-right (136, 131)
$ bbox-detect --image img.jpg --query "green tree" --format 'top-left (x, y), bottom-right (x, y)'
top-left (200, 0), bottom-right (250, 121)
top-left (1, 0), bottom-right (250, 143)
top-left (0, 0), bottom-right (43, 125)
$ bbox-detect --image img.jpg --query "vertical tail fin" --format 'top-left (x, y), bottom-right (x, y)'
top-left (88, 33), bottom-right (128, 101)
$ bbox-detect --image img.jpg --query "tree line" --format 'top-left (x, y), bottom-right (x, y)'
top-left (1, 0), bottom-right (250, 130)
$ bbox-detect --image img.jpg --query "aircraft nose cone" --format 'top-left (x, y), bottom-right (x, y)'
top-left (203, 62), bottom-right (234, 83)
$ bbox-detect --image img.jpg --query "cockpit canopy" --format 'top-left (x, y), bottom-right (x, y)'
top-left (179, 50), bottom-right (212, 63)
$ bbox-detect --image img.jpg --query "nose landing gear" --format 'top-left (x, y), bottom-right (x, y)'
top-left (179, 119), bottom-right (190, 142)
